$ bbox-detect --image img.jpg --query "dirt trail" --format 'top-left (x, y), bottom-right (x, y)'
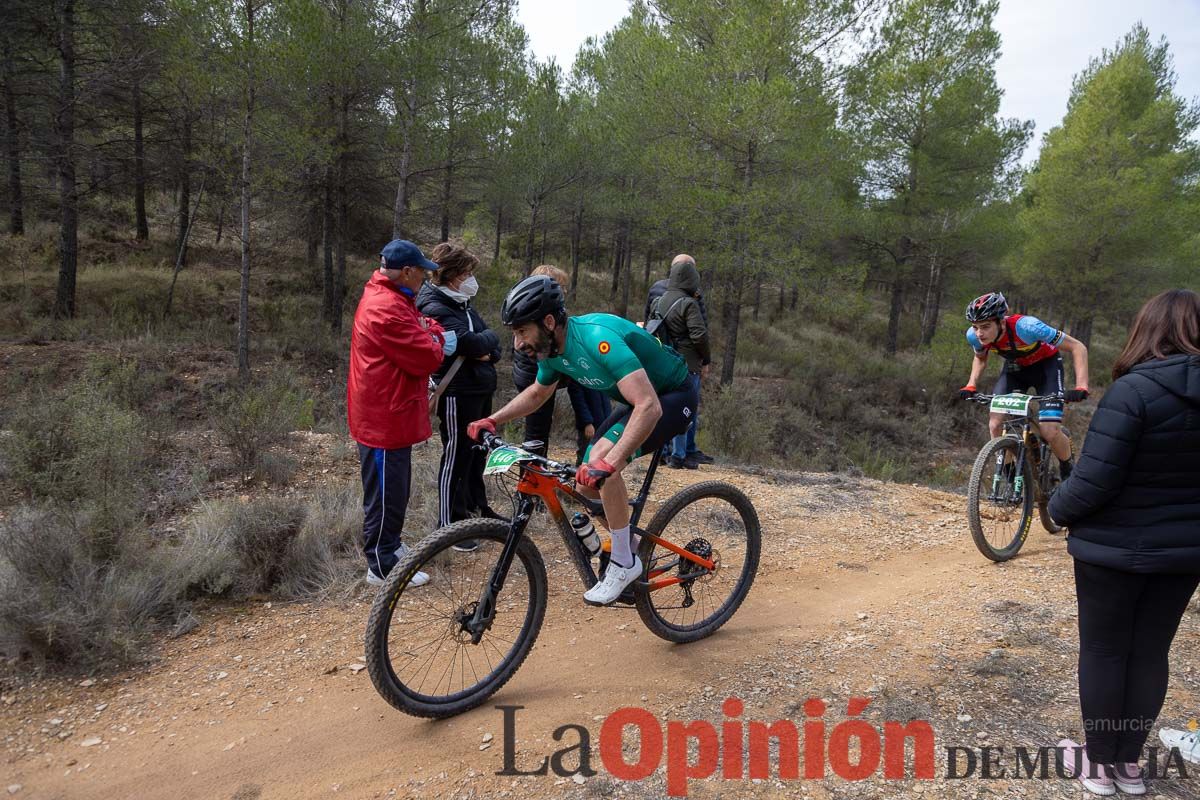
top-left (4, 461), bottom-right (1200, 800)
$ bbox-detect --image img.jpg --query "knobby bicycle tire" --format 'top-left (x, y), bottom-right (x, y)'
top-left (635, 481), bottom-right (761, 643)
top-left (967, 437), bottom-right (1034, 562)
top-left (364, 518), bottom-right (548, 718)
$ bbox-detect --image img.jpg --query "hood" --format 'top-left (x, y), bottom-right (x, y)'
top-left (1130, 354), bottom-right (1200, 404)
top-left (667, 261), bottom-right (700, 294)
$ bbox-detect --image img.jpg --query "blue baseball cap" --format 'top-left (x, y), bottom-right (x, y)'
top-left (379, 239), bottom-right (439, 271)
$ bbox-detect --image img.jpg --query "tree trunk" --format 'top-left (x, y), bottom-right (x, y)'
top-left (166, 175), bottom-right (205, 317)
top-left (439, 161), bottom-right (452, 242)
top-left (332, 92), bottom-right (349, 333)
top-left (569, 205), bottom-right (582, 303)
top-left (215, 191), bottom-right (227, 244)
top-left (642, 248), bottom-right (651, 293)
top-left (1071, 317), bottom-right (1093, 349)
top-left (885, 276), bottom-right (903, 357)
top-left (778, 283), bottom-right (785, 316)
top-left (719, 140), bottom-right (755, 385)
top-left (2, 29), bottom-right (24, 236)
top-left (493, 206), bottom-right (502, 265)
top-left (719, 271), bottom-right (744, 386)
top-left (391, 131), bottom-right (411, 239)
top-left (133, 74), bottom-right (148, 241)
top-left (753, 276), bottom-right (762, 319)
top-left (236, 0), bottom-right (255, 381)
top-left (305, 192), bottom-right (320, 274)
top-left (52, 0), bottom-right (77, 320)
top-left (321, 163), bottom-right (335, 322)
top-left (790, 284), bottom-right (798, 310)
top-left (176, 114), bottom-right (192, 268)
top-left (617, 233), bottom-right (632, 319)
top-left (919, 254), bottom-right (943, 346)
top-left (538, 214), bottom-right (546, 265)
top-left (524, 202), bottom-right (538, 275)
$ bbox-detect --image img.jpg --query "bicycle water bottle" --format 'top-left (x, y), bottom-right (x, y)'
top-left (571, 512), bottom-right (601, 558)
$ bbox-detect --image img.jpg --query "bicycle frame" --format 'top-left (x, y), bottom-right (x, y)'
top-left (464, 446), bottom-right (717, 642)
top-left (990, 395), bottom-right (1058, 504)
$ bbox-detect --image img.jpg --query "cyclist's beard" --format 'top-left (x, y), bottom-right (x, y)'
top-left (520, 324), bottom-right (556, 360)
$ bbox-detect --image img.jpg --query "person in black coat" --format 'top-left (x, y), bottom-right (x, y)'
top-left (1046, 289), bottom-right (1200, 796)
top-left (418, 243), bottom-right (503, 541)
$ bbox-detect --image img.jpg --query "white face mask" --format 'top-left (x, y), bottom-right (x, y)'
top-left (458, 275), bottom-right (479, 298)
top-left (443, 275), bottom-right (478, 302)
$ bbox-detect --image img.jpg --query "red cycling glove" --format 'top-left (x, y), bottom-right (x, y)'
top-left (467, 417), bottom-right (497, 442)
top-left (575, 458), bottom-right (617, 489)
top-left (958, 385), bottom-right (977, 400)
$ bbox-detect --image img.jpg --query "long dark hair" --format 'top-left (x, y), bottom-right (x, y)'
top-left (1112, 289), bottom-right (1200, 379)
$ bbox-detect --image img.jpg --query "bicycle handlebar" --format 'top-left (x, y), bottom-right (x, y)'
top-left (478, 431), bottom-right (576, 480)
top-left (968, 393), bottom-right (1075, 405)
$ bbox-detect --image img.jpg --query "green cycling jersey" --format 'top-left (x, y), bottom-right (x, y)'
top-left (535, 313), bottom-right (688, 405)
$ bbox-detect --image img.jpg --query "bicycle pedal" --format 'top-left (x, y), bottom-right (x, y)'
top-left (613, 589), bottom-right (637, 606)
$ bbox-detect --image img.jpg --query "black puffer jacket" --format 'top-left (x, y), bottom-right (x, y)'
top-left (416, 283), bottom-right (501, 396)
top-left (1048, 355), bottom-right (1200, 573)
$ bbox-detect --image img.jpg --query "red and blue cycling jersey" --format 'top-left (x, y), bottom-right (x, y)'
top-left (966, 314), bottom-right (1064, 367)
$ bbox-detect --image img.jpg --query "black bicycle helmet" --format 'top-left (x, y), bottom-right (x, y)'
top-left (965, 291), bottom-right (1008, 323)
top-left (500, 275), bottom-right (566, 326)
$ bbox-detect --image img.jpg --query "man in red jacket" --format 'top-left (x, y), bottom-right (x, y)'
top-left (348, 239), bottom-right (453, 587)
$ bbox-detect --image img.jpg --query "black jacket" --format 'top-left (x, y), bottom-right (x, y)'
top-left (416, 283), bottom-right (501, 396)
top-left (1048, 354), bottom-right (1200, 573)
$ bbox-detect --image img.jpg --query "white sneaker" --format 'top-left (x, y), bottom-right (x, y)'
top-left (364, 543), bottom-right (430, 588)
top-left (583, 556), bottom-right (642, 606)
top-left (1159, 727), bottom-right (1200, 764)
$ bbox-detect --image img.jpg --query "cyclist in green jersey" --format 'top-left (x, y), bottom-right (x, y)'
top-left (467, 276), bottom-right (701, 605)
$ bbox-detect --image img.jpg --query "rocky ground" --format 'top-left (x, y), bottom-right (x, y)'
top-left (3, 457), bottom-right (1199, 800)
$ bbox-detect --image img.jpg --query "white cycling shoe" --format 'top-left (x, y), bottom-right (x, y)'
top-left (583, 556), bottom-right (642, 606)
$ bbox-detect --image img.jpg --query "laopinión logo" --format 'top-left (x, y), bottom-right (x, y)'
top-left (495, 699), bottom-right (1193, 798)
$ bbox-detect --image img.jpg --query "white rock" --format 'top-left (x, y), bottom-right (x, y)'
top-left (80, 737), bottom-right (102, 747)
top-left (78, 679), bottom-right (95, 688)
top-left (7, 785), bottom-right (21, 796)
top-left (481, 733), bottom-right (494, 743)
top-left (572, 774), bottom-right (586, 785)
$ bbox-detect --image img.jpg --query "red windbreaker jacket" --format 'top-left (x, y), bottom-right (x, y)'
top-left (347, 272), bottom-right (446, 449)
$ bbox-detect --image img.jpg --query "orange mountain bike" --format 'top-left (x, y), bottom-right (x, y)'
top-left (365, 431), bottom-right (761, 718)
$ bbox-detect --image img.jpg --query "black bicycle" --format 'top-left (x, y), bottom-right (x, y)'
top-left (966, 393), bottom-right (1073, 561)
top-left (364, 432), bottom-right (761, 718)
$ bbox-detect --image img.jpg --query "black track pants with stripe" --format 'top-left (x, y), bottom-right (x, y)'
top-left (358, 443), bottom-right (412, 579)
top-left (436, 393), bottom-right (493, 528)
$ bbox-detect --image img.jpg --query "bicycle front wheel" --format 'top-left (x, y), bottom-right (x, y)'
top-left (364, 519), bottom-right (547, 718)
top-left (967, 437), bottom-right (1034, 562)
top-left (635, 481), bottom-right (761, 643)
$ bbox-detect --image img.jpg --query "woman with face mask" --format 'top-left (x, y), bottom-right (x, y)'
top-left (418, 242), bottom-right (505, 551)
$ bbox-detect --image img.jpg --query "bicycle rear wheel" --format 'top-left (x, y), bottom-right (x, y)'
top-left (635, 481), bottom-right (760, 643)
top-left (364, 519), bottom-right (547, 718)
top-left (967, 437), bottom-right (1034, 562)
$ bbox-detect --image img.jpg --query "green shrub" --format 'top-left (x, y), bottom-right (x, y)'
top-left (1, 390), bottom-right (150, 534)
top-left (214, 373), bottom-right (314, 477)
top-left (701, 383), bottom-right (774, 464)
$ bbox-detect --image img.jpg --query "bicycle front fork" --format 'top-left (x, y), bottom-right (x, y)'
top-left (464, 495), bottom-right (538, 644)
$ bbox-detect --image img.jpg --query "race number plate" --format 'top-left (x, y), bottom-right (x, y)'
top-left (990, 394), bottom-right (1032, 417)
top-left (483, 446), bottom-right (536, 476)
